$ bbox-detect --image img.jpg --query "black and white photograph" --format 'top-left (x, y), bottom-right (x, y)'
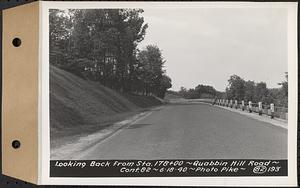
top-left (45, 1), bottom-right (297, 183)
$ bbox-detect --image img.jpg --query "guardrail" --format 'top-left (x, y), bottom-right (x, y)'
top-left (213, 99), bottom-right (288, 120)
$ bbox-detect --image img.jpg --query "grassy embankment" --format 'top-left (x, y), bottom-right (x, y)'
top-left (50, 65), bottom-right (162, 148)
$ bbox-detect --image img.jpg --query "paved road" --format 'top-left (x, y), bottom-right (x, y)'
top-left (81, 102), bottom-right (287, 159)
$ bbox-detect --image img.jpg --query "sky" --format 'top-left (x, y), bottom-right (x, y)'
top-left (138, 7), bottom-right (287, 92)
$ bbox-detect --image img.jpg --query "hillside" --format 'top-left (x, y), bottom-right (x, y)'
top-left (164, 91), bottom-right (183, 100)
top-left (50, 65), bottom-right (161, 147)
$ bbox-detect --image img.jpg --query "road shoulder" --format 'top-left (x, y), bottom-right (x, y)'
top-left (50, 106), bottom-right (163, 160)
top-left (213, 105), bottom-right (288, 130)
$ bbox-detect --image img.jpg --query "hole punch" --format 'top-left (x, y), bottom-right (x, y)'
top-left (12, 140), bottom-right (21, 149)
top-left (12, 38), bottom-right (21, 47)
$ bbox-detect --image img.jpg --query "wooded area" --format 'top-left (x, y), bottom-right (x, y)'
top-left (50, 9), bottom-right (172, 98)
top-left (224, 73), bottom-right (288, 107)
top-left (175, 73), bottom-right (288, 108)
top-left (176, 84), bottom-right (221, 99)
top-left (49, 9), bottom-right (287, 107)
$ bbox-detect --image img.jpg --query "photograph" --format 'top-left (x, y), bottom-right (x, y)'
top-left (1, 0), bottom-right (296, 186)
top-left (43, 3), bottom-right (298, 183)
top-left (50, 5), bottom-right (289, 161)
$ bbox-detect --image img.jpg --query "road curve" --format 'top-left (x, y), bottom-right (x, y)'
top-left (80, 103), bottom-right (287, 160)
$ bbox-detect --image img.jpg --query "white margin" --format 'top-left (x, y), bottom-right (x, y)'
top-left (287, 2), bottom-right (298, 186)
top-left (39, 1), bottom-right (298, 186)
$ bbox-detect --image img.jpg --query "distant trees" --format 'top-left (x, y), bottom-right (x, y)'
top-left (178, 84), bottom-right (220, 99)
top-left (244, 80), bottom-right (255, 102)
top-left (226, 75), bottom-right (245, 101)
top-left (49, 9), bottom-right (171, 98)
top-left (276, 72), bottom-right (288, 106)
top-left (225, 73), bottom-right (288, 107)
top-left (176, 73), bottom-right (288, 107)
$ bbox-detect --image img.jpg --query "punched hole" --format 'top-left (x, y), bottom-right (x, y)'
top-left (12, 38), bottom-right (21, 47)
top-left (12, 140), bottom-right (21, 149)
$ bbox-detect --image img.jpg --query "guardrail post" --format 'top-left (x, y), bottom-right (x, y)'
top-left (235, 100), bottom-right (238, 109)
top-left (241, 100), bottom-right (245, 111)
top-left (270, 103), bottom-right (274, 119)
top-left (248, 101), bottom-right (252, 113)
top-left (258, 102), bottom-right (262, 115)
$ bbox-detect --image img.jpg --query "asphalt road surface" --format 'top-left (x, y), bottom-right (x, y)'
top-left (82, 102), bottom-right (287, 159)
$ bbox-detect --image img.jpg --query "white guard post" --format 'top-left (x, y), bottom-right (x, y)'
top-left (258, 102), bottom-right (263, 115)
top-left (241, 100), bottom-right (245, 111)
top-left (248, 101), bottom-right (252, 113)
top-left (270, 103), bottom-right (275, 119)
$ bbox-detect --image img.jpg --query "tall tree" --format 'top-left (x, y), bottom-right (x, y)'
top-left (49, 9), bottom-right (72, 67)
top-left (49, 9), bottom-right (172, 97)
top-left (254, 82), bottom-right (268, 103)
top-left (137, 45), bottom-right (167, 97)
top-left (226, 75), bottom-right (245, 100)
top-left (244, 80), bottom-right (255, 101)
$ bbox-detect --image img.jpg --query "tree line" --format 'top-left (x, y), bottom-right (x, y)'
top-left (50, 9), bottom-right (172, 98)
top-left (177, 84), bottom-right (221, 99)
top-left (173, 73), bottom-right (287, 108)
top-left (224, 74), bottom-right (288, 107)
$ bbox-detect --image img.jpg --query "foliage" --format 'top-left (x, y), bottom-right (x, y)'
top-left (135, 45), bottom-right (172, 98)
top-left (178, 84), bottom-right (220, 99)
top-left (49, 9), bottom-right (171, 98)
top-left (225, 75), bottom-right (245, 101)
top-left (225, 74), bottom-right (288, 107)
top-left (175, 73), bottom-right (288, 108)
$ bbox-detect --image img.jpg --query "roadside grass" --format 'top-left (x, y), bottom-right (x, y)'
top-left (123, 93), bottom-right (162, 108)
top-left (50, 65), bottom-right (162, 149)
top-left (164, 92), bottom-right (183, 100)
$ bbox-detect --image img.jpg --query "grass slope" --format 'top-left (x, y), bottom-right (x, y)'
top-left (164, 91), bottom-right (183, 100)
top-left (50, 65), bottom-right (161, 148)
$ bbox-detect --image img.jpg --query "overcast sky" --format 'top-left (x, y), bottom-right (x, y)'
top-left (138, 8), bottom-right (287, 91)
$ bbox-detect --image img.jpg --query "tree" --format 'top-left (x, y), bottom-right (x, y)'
top-left (136, 45), bottom-right (166, 96)
top-left (224, 73), bottom-right (288, 107)
top-left (226, 75), bottom-right (245, 100)
top-left (178, 87), bottom-right (188, 97)
top-left (176, 84), bottom-right (218, 99)
top-left (279, 72), bottom-right (288, 97)
top-left (157, 75), bottom-right (172, 98)
top-left (195, 84), bottom-right (217, 98)
top-left (49, 9), bottom-right (72, 67)
top-left (244, 80), bottom-right (255, 102)
top-left (49, 9), bottom-right (172, 97)
top-left (254, 82), bottom-right (269, 103)
top-left (277, 72), bottom-right (288, 107)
